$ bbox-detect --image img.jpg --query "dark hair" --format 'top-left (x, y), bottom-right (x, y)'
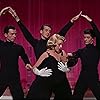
top-left (40, 24), bottom-right (52, 30)
top-left (84, 29), bottom-right (95, 38)
top-left (4, 25), bottom-right (16, 34)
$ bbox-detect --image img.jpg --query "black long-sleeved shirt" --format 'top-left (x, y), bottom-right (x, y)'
top-left (73, 21), bottom-right (100, 80)
top-left (17, 21), bottom-right (73, 60)
top-left (0, 41), bottom-right (30, 80)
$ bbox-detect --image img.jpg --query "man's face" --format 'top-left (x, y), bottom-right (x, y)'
top-left (40, 26), bottom-right (51, 39)
top-left (4, 29), bottom-right (17, 42)
top-left (84, 34), bottom-right (93, 45)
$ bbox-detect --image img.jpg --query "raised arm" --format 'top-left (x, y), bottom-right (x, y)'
top-left (58, 11), bottom-right (82, 37)
top-left (81, 14), bottom-right (100, 50)
top-left (0, 7), bottom-right (38, 48)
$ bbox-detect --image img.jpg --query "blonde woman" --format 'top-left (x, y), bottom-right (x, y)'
top-left (26, 34), bottom-right (72, 100)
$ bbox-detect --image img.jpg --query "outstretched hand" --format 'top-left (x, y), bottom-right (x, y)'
top-left (71, 11), bottom-right (82, 23)
top-left (58, 61), bottom-right (71, 72)
top-left (32, 67), bottom-right (52, 77)
top-left (0, 6), bottom-right (10, 16)
top-left (81, 14), bottom-right (92, 22)
top-left (0, 6), bottom-right (20, 22)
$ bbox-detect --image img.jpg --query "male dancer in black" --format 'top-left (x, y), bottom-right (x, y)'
top-left (71, 14), bottom-right (100, 100)
top-left (0, 7), bottom-right (82, 60)
top-left (0, 25), bottom-right (52, 100)
top-left (0, 25), bottom-right (30, 99)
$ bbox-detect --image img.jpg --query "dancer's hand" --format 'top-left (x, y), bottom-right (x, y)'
top-left (0, 6), bottom-right (20, 22)
top-left (32, 67), bottom-right (52, 77)
top-left (71, 11), bottom-right (82, 23)
top-left (0, 6), bottom-right (10, 16)
top-left (81, 14), bottom-right (92, 22)
top-left (67, 53), bottom-right (73, 56)
top-left (58, 62), bottom-right (71, 72)
top-left (8, 7), bottom-right (20, 22)
top-left (25, 64), bottom-right (33, 70)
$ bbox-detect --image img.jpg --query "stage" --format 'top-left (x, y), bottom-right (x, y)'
top-left (0, 88), bottom-right (97, 100)
top-left (0, 96), bottom-right (97, 100)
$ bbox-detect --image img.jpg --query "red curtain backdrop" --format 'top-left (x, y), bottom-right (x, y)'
top-left (0, 0), bottom-right (100, 89)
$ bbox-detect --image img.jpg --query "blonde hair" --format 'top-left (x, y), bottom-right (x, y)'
top-left (47, 34), bottom-right (65, 49)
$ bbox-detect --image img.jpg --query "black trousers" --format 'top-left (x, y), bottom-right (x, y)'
top-left (26, 77), bottom-right (72, 100)
top-left (0, 78), bottom-right (24, 100)
top-left (73, 76), bottom-right (100, 100)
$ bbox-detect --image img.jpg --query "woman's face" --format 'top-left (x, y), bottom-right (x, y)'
top-left (54, 40), bottom-right (63, 53)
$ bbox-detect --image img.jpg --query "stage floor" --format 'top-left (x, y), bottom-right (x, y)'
top-left (0, 96), bottom-right (97, 100)
top-left (0, 88), bottom-right (97, 100)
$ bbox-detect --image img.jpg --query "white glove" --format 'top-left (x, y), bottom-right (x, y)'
top-left (32, 67), bottom-right (52, 77)
top-left (58, 62), bottom-right (71, 72)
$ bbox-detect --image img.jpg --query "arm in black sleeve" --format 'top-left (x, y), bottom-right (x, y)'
top-left (58, 21), bottom-right (73, 37)
top-left (17, 20), bottom-right (38, 48)
top-left (67, 49), bottom-right (80, 68)
top-left (20, 46), bottom-right (30, 65)
top-left (90, 21), bottom-right (100, 50)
